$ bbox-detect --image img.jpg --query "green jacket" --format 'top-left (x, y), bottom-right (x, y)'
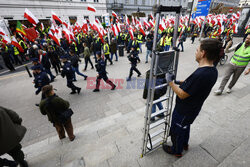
top-left (84, 46), bottom-right (91, 58)
top-left (39, 95), bottom-right (70, 124)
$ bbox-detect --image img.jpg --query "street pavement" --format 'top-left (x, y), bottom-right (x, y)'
top-left (0, 37), bottom-right (250, 167)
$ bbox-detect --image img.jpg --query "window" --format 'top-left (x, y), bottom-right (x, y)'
top-left (135, 0), bottom-right (137, 5)
top-left (81, 0), bottom-right (86, 1)
top-left (142, 0), bottom-right (145, 5)
top-left (94, 0), bottom-right (99, 2)
top-left (125, 0), bottom-right (129, 4)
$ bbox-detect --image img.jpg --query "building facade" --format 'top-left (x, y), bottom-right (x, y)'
top-left (0, 0), bottom-right (189, 24)
top-left (239, 0), bottom-right (250, 7)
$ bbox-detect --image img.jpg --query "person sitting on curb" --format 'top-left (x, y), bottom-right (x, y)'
top-left (163, 39), bottom-right (221, 158)
top-left (214, 34), bottom-right (250, 95)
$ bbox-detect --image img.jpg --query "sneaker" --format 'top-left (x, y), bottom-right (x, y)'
top-left (70, 135), bottom-right (76, 141)
top-left (162, 144), bottom-right (182, 158)
top-left (35, 104), bottom-right (39, 107)
top-left (84, 76), bottom-right (88, 80)
top-left (137, 74), bottom-right (141, 77)
top-left (93, 89), bottom-right (100, 92)
top-left (214, 89), bottom-right (222, 95)
top-left (77, 88), bottom-right (81, 94)
top-left (145, 61), bottom-right (148, 63)
top-left (111, 85), bottom-right (116, 90)
top-left (226, 88), bottom-right (232, 94)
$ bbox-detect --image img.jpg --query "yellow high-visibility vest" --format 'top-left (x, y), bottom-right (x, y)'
top-left (165, 37), bottom-right (172, 46)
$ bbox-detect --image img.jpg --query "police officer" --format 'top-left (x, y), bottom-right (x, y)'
top-left (93, 51), bottom-right (116, 92)
top-left (31, 64), bottom-right (51, 106)
top-left (103, 40), bottom-right (113, 65)
top-left (61, 55), bottom-right (81, 94)
top-left (127, 47), bottom-right (141, 81)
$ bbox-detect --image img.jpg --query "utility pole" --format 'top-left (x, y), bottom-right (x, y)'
top-left (188, 0), bottom-right (195, 27)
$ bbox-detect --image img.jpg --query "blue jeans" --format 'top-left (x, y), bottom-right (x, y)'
top-left (177, 42), bottom-right (184, 51)
top-left (146, 50), bottom-right (152, 62)
top-left (152, 102), bottom-right (163, 114)
top-left (139, 43), bottom-right (142, 53)
top-left (165, 45), bottom-right (170, 51)
top-left (72, 66), bottom-right (87, 79)
top-left (170, 109), bottom-right (190, 154)
top-left (111, 52), bottom-right (118, 61)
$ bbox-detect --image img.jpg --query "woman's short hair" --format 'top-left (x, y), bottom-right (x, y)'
top-left (200, 39), bottom-right (222, 61)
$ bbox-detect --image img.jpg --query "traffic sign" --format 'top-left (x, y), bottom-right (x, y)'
top-left (195, 0), bottom-right (211, 17)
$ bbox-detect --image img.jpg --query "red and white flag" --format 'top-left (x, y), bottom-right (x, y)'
top-left (87, 4), bottom-right (96, 12)
top-left (149, 20), bottom-right (154, 27)
top-left (128, 26), bottom-right (134, 40)
top-left (112, 11), bottom-right (117, 18)
top-left (111, 24), bottom-right (118, 37)
top-left (50, 24), bottom-right (55, 34)
top-left (159, 19), bottom-right (166, 31)
top-left (1, 35), bottom-right (11, 44)
top-left (11, 36), bottom-right (24, 52)
top-left (132, 16), bottom-right (135, 26)
top-left (48, 30), bottom-right (61, 46)
top-left (125, 15), bottom-right (130, 25)
top-left (41, 23), bottom-right (44, 31)
top-left (51, 11), bottom-right (63, 24)
top-left (24, 8), bottom-right (39, 25)
top-left (229, 7), bottom-right (233, 13)
top-left (117, 22), bottom-right (121, 33)
top-left (0, 27), bottom-right (6, 36)
top-left (233, 23), bottom-right (238, 34)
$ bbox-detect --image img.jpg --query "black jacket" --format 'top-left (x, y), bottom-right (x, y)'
top-left (70, 54), bottom-right (81, 67)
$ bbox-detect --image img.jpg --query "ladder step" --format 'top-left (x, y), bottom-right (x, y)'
top-left (151, 108), bottom-right (167, 118)
top-left (147, 137), bottom-right (162, 149)
top-left (150, 118), bottom-right (166, 129)
top-left (150, 128), bottom-right (165, 138)
top-left (155, 83), bottom-right (168, 89)
top-left (153, 97), bottom-right (169, 104)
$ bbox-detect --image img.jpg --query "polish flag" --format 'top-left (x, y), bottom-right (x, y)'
top-left (24, 8), bottom-right (39, 25)
top-left (112, 11), bottom-right (117, 18)
top-left (111, 24), bottom-right (118, 37)
top-left (50, 24), bottom-right (55, 34)
top-left (41, 23), bottom-right (44, 31)
top-left (139, 23), bottom-right (146, 36)
top-left (233, 23), bottom-right (238, 34)
top-left (149, 20), bottom-right (154, 27)
top-left (229, 7), bottom-right (233, 13)
top-left (51, 11), bottom-right (63, 24)
top-left (81, 19), bottom-right (88, 33)
top-left (125, 15), bottom-right (130, 25)
top-left (63, 22), bottom-right (68, 28)
top-left (1, 35), bottom-right (11, 44)
top-left (48, 30), bottom-right (61, 46)
top-left (11, 36), bottom-right (24, 52)
top-left (132, 16), bottom-right (135, 25)
top-left (159, 19), bottom-right (166, 31)
top-left (62, 27), bottom-right (70, 42)
top-left (0, 27), bottom-right (6, 36)
top-left (117, 22), bottom-right (121, 33)
top-left (143, 19), bottom-right (150, 28)
top-left (87, 4), bottom-right (96, 12)
top-left (128, 26), bottom-right (134, 40)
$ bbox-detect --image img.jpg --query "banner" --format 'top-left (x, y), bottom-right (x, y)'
top-left (195, 0), bottom-right (211, 17)
top-left (0, 20), bottom-right (11, 37)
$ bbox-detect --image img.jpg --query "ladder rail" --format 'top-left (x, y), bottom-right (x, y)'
top-left (141, 4), bottom-right (182, 157)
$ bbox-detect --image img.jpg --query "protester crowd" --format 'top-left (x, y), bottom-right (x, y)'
top-left (0, 10), bottom-right (250, 166)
